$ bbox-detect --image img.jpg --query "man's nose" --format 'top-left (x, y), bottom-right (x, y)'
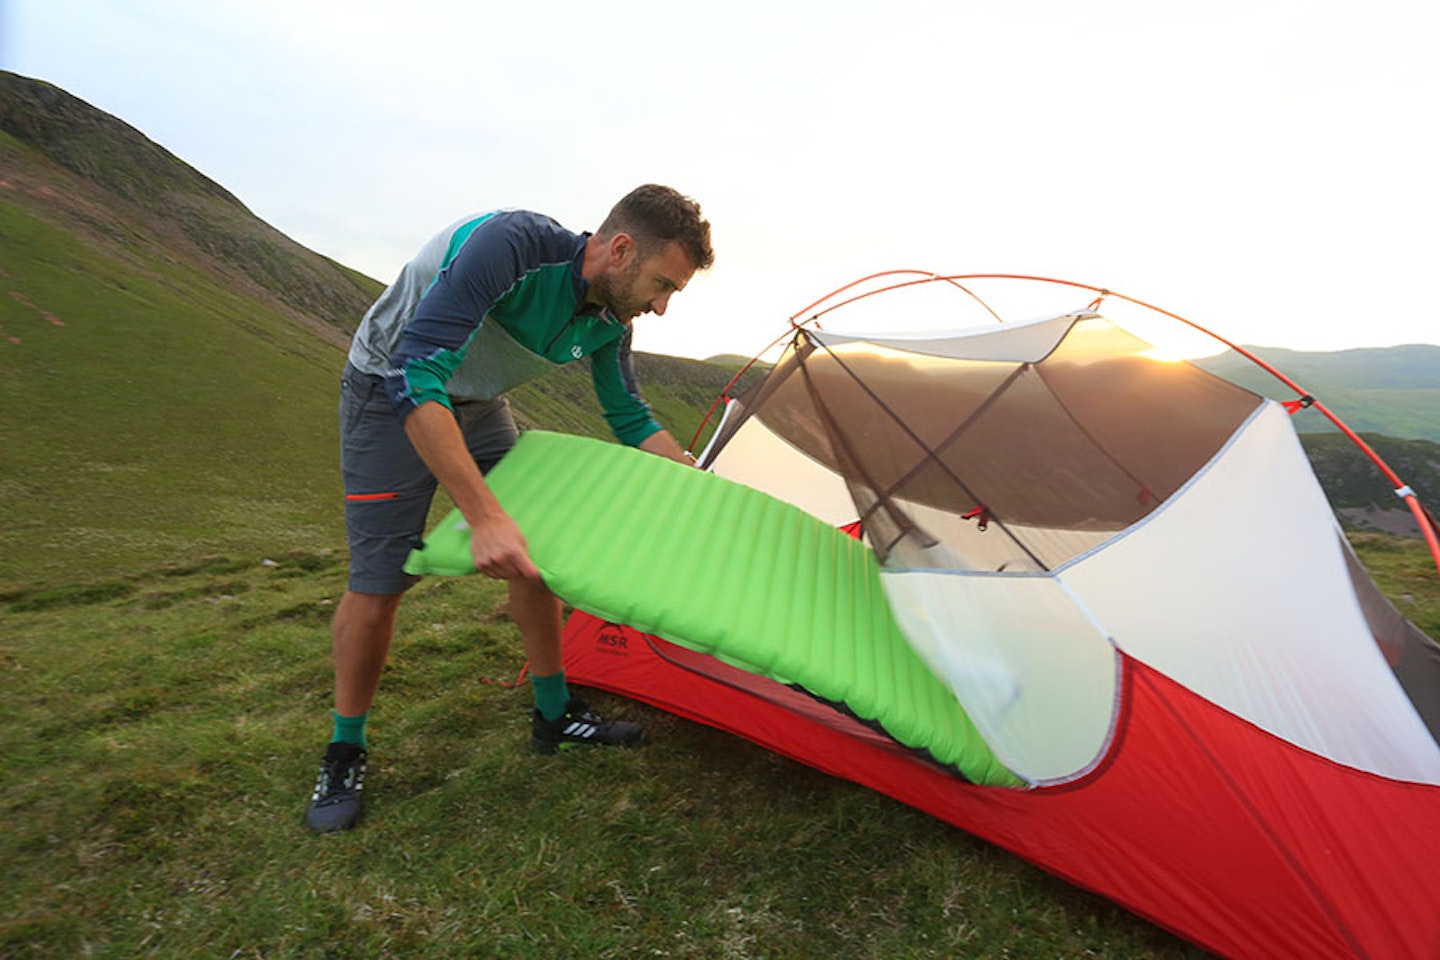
top-left (650, 292), bottom-right (673, 316)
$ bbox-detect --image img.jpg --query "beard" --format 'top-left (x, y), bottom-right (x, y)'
top-left (591, 257), bottom-right (648, 322)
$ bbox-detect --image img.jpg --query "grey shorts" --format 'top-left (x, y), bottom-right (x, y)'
top-left (339, 363), bottom-right (518, 594)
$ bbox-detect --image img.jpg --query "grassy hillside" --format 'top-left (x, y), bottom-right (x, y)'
top-left (0, 71), bottom-right (378, 336)
top-left (0, 70), bottom-right (384, 589)
top-left (1301, 433), bottom-right (1440, 537)
top-left (0, 189), bottom-right (350, 588)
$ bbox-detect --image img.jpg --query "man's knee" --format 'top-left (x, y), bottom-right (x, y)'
top-left (335, 590), bottom-right (405, 634)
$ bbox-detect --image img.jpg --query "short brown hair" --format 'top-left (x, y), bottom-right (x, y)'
top-left (599, 184), bottom-right (714, 271)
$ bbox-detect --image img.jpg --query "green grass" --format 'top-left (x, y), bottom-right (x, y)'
top-left (0, 200), bottom-right (348, 589)
top-left (1, 553), bottom-right (1221, 960)
top-left (1350, 534), bottom-right (1440, 635)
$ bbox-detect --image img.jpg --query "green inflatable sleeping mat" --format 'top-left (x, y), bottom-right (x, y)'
top-left (405, 430), bottom-right (1021, 787)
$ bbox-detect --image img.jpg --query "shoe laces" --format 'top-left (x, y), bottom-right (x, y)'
top-left (563, 698), bottom-right (601, 723)
top-left (314, 746), bottom-right (365, 801)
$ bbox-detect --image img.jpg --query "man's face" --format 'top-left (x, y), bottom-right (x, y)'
top-left (595, 239), bottom-right (697, 323)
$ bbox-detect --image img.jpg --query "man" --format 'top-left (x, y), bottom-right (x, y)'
top-left (306, 185), bottom-right (713, 833)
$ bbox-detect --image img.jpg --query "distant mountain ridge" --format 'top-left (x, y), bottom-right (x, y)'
top-left (1229, 344), bottom-right (1440, 391)
top-left (1200, 344), bottom-right (1440, 445)
top-left (0, 70), bottom-right (1434, 585)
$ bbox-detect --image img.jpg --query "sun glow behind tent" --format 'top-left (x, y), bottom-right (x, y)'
top-left (560, 275), bottom-right (1440, 959)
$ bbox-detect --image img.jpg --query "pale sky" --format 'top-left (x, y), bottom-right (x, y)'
top-left (3, 0), bottom-right (1437, 361)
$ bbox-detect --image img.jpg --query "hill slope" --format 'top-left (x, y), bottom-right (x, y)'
top-left (1301, 433), bottom-right (1440, 537)
top-left (0, 72), bottom-right (391, 590)
top-left (0, 170), bottom-right (352, 588)
top-left (1198, 344), bottom-right (1440, 535)
top-left (0, 71), bottom-right (378, 341)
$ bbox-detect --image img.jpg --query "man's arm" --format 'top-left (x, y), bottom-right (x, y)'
top-left (638, 428), bottom-right (697, 466)
top-left (402, 401), bottom-right (540, 580)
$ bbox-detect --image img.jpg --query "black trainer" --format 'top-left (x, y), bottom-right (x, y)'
top-left (305, 741), bottom-right (367, 833)
top-left (531, 697), bottom-right (644, 754)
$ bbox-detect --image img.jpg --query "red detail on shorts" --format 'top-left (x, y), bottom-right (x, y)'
top-left (345, 492), bottom-right (400, 501)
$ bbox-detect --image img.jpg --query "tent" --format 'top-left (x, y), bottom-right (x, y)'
top-left (556, 276), bottom-right (1440, 959)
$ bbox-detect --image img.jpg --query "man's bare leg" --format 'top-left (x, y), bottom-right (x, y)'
top-left (508, 577), bottom-right (564, 676)
top-left (332, 590), bottom-right (403, 717)
top-left (307, 589), bottom-right (400, 832)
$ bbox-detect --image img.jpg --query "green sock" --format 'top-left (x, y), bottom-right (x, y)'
top-left (331, 710), bottom-right (369, 749)
top-left (532, 671), bottom-right (571, 722)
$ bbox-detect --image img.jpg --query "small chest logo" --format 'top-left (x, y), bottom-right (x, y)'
top-left (571, 345), bottom-right (584, 359)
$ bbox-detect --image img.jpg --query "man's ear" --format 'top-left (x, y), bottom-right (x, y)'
top-left (608, 232), bottom-right (636, 267)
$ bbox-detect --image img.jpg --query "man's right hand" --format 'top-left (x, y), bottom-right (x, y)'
top-left (401, 402), bottom-right (541, 581)
top-left (468, 509), bottom-right (541, 581)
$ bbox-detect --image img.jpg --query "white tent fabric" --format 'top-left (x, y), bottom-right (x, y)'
top-left (881, 569), bottom-right (1119, 784)
top-left (815, 312), bottom-right (1083, 362)
top-left (1062, 401), bottom-right (1440, 784)
top-left (882, 400), bottom-right (1440, 785)
top-left (708, 411), bottom-right (857, 527)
